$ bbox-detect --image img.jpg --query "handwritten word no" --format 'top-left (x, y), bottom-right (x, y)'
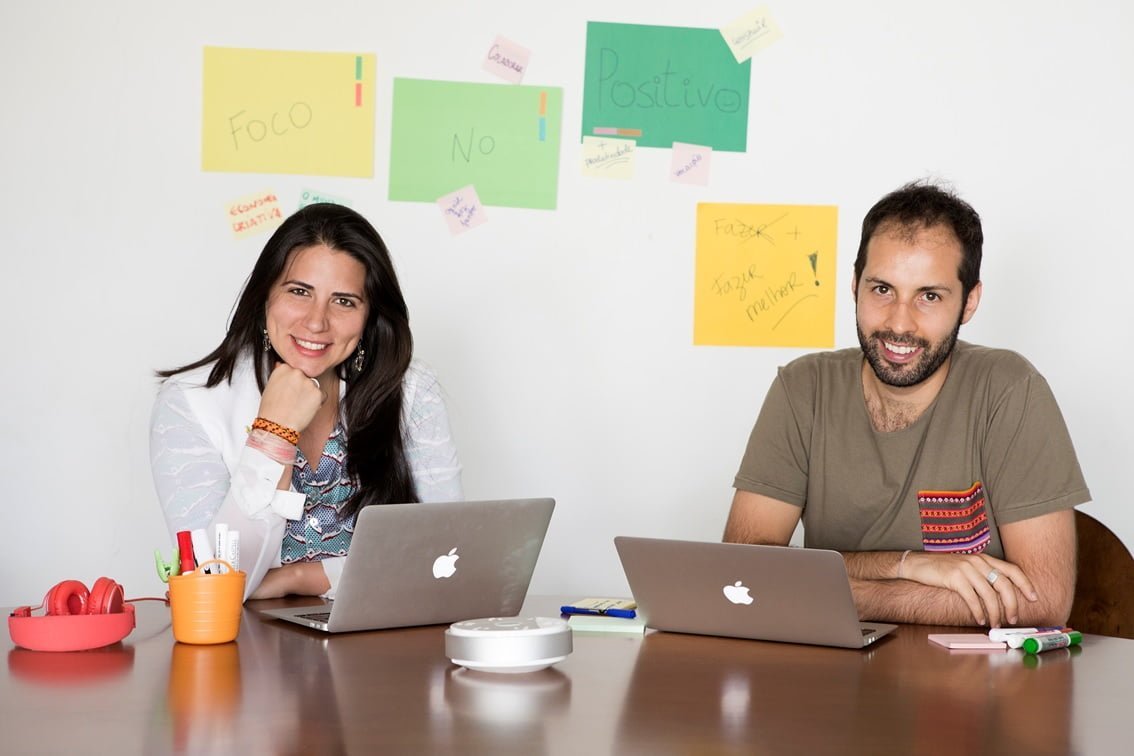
top-left (228, 103), bottom-right (313, 150)
top-left (452, 129), bottom-right (496, 163)
top-left (597, 49), bottom-right (742, 113)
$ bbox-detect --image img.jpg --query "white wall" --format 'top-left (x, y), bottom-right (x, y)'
top-left (2, 0), bottom-right (1130, 607)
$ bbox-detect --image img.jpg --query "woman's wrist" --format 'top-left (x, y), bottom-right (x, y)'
top-left (246, 427), bottom-right (298, 465)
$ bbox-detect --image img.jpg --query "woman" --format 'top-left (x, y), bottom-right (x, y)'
top-left (151, 203), bottom-right (462, 600)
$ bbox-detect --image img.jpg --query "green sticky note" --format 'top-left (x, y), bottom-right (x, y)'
top-left (582, 22), bottom-right (751, 152)
top-left (389, 79), bottom-right (562, 210)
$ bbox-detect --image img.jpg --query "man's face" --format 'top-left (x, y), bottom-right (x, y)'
top-left (853, 223), bottom-right (980, 388)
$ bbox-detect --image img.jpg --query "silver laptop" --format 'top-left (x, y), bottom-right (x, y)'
top-left (614, 537), bottom-right (896, 649)
top-left (261, 498), bottom-right (554, 633)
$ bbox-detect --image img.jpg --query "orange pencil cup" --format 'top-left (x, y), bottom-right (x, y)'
top-left (168, 560), bottom-right (246, 644)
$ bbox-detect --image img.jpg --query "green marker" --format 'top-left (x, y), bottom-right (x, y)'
top-left (1022, 630), bottom-right (1082, 654)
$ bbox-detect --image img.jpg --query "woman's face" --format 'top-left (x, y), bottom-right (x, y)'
top-left (264, 244), bottom-right (369, 381)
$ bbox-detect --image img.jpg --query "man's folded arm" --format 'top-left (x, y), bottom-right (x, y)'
top-left (724, 490), bottom-right (1076, 628)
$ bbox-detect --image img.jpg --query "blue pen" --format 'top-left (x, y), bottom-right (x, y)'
top-left (560, 605), bottom-right (637, 619)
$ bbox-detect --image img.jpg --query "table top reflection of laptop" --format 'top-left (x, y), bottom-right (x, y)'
top-left (614, 536), bottom-right (896, 649)
top-left (260, 498), bottom-right (554, 633)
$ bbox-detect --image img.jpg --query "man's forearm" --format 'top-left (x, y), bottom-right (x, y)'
top-left (851, 576), bottom-right (1066, 626)
top-left (842, 551), bottom-right (906, 580)
top-left (851, 577), bottom-right (991, 625)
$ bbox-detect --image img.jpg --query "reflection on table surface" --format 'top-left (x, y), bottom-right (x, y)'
top-left (3, 597), bottom-right (1133, 754)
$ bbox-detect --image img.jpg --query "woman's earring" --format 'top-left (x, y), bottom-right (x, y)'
top-left (353, 346), bottom-right (366, 374)
top-left (262, 328), bottom-right (271, 353)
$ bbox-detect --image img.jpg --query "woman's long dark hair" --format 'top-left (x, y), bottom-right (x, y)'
top-left (159, 203), bottom-right (418, 517)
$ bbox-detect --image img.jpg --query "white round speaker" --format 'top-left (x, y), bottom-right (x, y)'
top-left (445, 616), bottom-right (573, 673)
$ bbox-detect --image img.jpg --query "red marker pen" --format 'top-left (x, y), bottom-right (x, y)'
top-left (176, 530), bottom-right (196, 574)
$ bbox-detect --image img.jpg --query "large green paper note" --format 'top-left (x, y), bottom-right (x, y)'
top-left (389, 79), bottom-right (562, 210)
top-left (582, 22), bottom-right (751, 152)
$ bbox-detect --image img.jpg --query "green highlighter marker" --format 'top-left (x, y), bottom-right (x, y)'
top-left (1022, 630), bottom-right (1082, 654)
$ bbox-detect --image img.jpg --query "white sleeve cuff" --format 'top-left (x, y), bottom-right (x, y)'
top-left (320, 556), bottom-right (347, 599)
top-left (231, 445), bottom-right (304, 521)
top-left (270, 490), bottom-right (305, 521)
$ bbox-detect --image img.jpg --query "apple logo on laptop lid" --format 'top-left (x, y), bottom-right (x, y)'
top-left (433, 548), bottom-right (460, 579)
top-left (723, 580), bottom-right (754, 605)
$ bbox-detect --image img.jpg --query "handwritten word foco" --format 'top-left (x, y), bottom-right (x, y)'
top-left (597, 50), bottom-right (742, 113)
top-left (452, 129), bottom-right (496, 163)
top-left (229, 103), bottom-right (313, 149)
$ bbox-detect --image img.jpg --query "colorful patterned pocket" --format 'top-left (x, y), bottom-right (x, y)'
top-left (917, 482), bottom-right (990, 554)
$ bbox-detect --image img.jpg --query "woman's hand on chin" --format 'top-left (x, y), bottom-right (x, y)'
top-left (258, 363), bottom-right (326, 433)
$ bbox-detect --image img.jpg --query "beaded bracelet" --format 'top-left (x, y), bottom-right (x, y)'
top-left (251, 416), bottom-right (300, 445)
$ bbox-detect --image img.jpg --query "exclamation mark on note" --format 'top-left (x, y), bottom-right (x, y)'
top-left (355, 55), bottom-right (363, 107)
top-left (538, 91), bottom-right (547, 142)
top-left (808, 252), bottom-right (820, 286)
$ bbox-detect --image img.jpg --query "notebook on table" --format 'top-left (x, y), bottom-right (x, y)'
top-left (614, 536), bottom-right (896, 649)
top-left (260, 498), bottom-right (554, 633)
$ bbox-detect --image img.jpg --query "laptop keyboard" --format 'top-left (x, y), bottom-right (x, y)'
top-left (297, 611), bottom-right (332, 622)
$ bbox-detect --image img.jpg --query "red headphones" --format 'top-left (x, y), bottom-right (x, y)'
top-left (8, 577), bottom-right (136, 652)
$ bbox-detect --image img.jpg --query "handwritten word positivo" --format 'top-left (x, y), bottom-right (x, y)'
top-left (597, 51), bottom-right (743, 114)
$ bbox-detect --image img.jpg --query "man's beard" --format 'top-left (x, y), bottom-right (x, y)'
top-left (857, 317), bottom-right (962, 388)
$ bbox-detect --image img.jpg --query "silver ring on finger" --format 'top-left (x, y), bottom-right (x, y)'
top-left (310, 377), bottom-right (321, 390)
top-left (986, 568), bottom-right (1000, 585)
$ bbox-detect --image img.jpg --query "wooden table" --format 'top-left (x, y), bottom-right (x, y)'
top-left (4, 597), bottom-right (1132, 754)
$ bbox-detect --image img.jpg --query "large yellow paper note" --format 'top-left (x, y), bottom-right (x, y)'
top-left (202, 46), bottom-right (376, 177)
top-left (694, 203), bottom-right (837, 347)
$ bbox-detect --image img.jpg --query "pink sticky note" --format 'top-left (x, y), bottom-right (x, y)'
top-left (482, 35), bottom-right (530, 84)
top-left (670, 143), bottom-right (712, 186)
top-left (437, 185), bottom-right (488, 235)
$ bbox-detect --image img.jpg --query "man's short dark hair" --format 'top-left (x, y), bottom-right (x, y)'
top-left (853, 180), bottom-right (983, 301)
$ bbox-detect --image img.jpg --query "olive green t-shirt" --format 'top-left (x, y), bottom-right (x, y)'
top-left (733, 342), bottom-right (1090, 558)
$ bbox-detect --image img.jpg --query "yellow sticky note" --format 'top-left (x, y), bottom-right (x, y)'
top-left (225, 189), bottom-right (284, 239)
top-left (581, 136), bottom-right (635, 179)
top-left (202, 46), bottom-right (376, 177)
top-left (694, 203), bottom-right (837, 347)
top-left (721, 6), bottom-right (784, 63)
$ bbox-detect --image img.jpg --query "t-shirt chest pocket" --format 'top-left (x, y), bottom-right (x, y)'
top-left (917, 482), bottom-right (991, 554)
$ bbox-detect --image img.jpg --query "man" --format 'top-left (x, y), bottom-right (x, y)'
top-left (723, 181), bottom-right (1090, 628)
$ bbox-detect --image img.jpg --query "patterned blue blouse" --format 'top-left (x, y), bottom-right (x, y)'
top-left (280, 422), bottom-right (356, 563)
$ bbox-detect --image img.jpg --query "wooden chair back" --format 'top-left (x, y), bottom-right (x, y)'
top-left (1068, 510), bottom-right (1134, 639)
